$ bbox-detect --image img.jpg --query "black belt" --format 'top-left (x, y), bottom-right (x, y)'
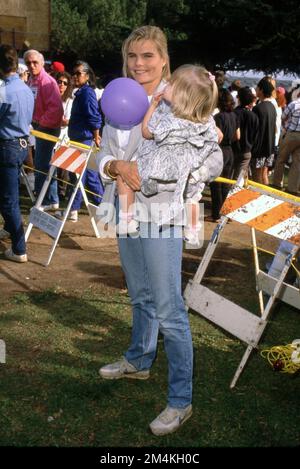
top-left (0, 136), bottom-right (29, 148)
top-left (0, 136), bottom-right (28, 141)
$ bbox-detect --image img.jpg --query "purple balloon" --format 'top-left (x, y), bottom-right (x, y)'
top-left (101, 77), bottom-right (149, 129)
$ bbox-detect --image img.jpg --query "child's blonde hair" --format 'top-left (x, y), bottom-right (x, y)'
top-left (169, 64), bottom-right (218, 123)
top-left (122, 25), bottom-right (170, 81)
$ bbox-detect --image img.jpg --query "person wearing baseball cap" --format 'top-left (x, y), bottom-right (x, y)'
top-left (51, 61), bottom-right (65, 73)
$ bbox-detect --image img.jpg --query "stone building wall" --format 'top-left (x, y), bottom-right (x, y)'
top-left (0, 0), bottom-right (50, 51)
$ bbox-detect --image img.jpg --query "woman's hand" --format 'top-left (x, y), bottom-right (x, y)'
top-left (113, 160), bottom-right (141, 191)
top-left (94, 134), bottom-right (101, 147)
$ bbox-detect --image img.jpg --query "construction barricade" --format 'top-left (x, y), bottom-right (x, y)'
top-left (184, 176), bottom-right (300, 388)
top-left (25, 130), bottom-right (101, 266)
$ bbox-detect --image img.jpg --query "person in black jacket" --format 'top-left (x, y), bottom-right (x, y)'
top-left (251, 78), bottom-right (276, 185)
top-left (207, 89), bottom-right (240, 222)
top-left (233, 86), bottom-right (259, 179)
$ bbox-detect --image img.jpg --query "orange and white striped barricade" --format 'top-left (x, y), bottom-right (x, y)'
top-left (25, 137), bottom-right (101, 266)
top-left (184, 178), bottom-right (300, 388)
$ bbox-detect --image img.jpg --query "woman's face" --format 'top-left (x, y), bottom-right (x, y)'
top-left (57, 75), bottom-right (69, 96)
top-left (127, 39), bottom-right (166, 95)
top-left (72, 65), bottom-right (89, 88)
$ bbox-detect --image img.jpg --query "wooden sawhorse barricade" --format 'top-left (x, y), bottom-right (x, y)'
top-left (184, 179), bottom-right (300, 388)
top-left (25, 131), bottom-right (101, 266)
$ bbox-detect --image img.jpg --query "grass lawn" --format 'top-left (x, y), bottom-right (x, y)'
top-left (0, 286), bottom-right (299, 448)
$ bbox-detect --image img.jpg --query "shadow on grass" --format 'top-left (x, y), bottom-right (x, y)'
top-left (74, 262), bottom-right (126, 290)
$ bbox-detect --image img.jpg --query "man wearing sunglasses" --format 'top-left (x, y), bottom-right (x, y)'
top-left (24, 49), bottom-right (63, 211)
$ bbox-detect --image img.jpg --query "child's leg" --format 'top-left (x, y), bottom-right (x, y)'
top-left (184, 199), bottom-right (201, 246)
top-left (116, 175), bottom-right (139, 235)
top-left (188, 200), bottom-right (199, 229)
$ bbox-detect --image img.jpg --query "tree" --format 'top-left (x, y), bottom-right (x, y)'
top-left (51, 0), bottom-right (89, 58)
top-left (51, 0), bottom-right (300, 74)
top-left (146, 0), bottom-right (300, 73)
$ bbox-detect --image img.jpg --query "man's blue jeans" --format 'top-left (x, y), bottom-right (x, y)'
top-left (34, 126), bottom-right (60, 205)
top-left (0, 139), bottom-right (28, 255)
top-left (118, 223), bottom-right (193, 409)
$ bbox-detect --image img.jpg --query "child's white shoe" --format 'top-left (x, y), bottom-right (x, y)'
top-left (184, 225), bottom-right (201, 248)
top-left (117, 217), bottom-right (139, 236)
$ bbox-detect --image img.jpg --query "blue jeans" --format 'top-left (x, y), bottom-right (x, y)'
top-left (0, 139), bottom-right (28, 254)
top-left (118, 222), bottom-right (193, 408)
top-left (34, 126), bottom-right (61, 205)
top-left (70, 168), bottom-right (104, 210)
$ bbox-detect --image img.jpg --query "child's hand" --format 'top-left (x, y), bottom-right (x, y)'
top-left (151, 92), bottom-right (164, 106)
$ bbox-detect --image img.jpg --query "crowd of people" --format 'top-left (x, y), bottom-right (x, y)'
top-left (1, 25), bottom-right (300, 436)
top-left (205, 70), bottom-right (300, 221)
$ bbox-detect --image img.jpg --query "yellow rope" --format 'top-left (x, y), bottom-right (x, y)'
top-left (30, 129), bottom-right (300, 203)
top-left (28, 130), bottom-right (102, 198)
top-left (261, 341), bottom-right (300, 373)
top-left (22, 165), bottom-right (102, 200)
top-left (30, 129), bottom-right (95, 151)
top-left (27, 131), bottom-right (300, 236)
top-left (215, 176), bottom-right (300, 203)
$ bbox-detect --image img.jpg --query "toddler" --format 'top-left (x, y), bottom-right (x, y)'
top-left (117, 64), bottom-right (222, 244)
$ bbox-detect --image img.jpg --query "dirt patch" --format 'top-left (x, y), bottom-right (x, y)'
top-left (0, 198), bottom-right (280, 301)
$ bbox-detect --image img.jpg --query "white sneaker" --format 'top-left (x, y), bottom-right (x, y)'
top-left (67, 210), bottom-right (78, 222)
top-left (55, 210), bottom-right (78, 222)
top-left (149, 405), bottom-right (192, 436)
top-left (40, 203), bottom-right (59, 212)
top-left (4, 248), bottom-right (27, 263)
top-left (99, 357), bottom-right (150, 380)
top-left (0, 229), bottom-right (10, 240)
top-left (184, 225), bottom-right (201, 247)
top-left (117, 218), bottom-right (139, 236)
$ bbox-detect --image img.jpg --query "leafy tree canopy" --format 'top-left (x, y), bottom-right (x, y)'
top-left (51, 0), bottom-right (300, 75)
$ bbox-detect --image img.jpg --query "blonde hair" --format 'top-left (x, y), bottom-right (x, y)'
top-left (122, 25), bottom-right (170, 81)
top-left (169, 64), bottom-right (218, 123)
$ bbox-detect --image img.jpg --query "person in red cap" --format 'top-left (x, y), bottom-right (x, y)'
top-left (51, 61), bottom-right (65, 73)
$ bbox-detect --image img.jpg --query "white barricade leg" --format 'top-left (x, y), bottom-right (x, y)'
top-left (79, 181), bottom-right (100, 238)
top-left (25, 166), bottom-right (56, 241)
top-left (21, 167), bottom-right (35, 203)
top-left (192, 216), bottom-right (228, 285)
top-left (251, 228), bottom-right (265, 315)
top-left (45, 175), bottom-right (84, 266)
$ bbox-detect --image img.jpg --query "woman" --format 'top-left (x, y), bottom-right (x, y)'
top-left (64, 61), bottom-right (103, 222)
top-left (251, 78), bottom-right (276, 185)
top-left (56, 71), bottom-right (73, 200)
top-left (207, 89), bottom-right (240, 222)
top-left (233, 86), bottom-right (259, 179)
top-left (56, 71), bottom-right (73, 139)
top-left (96, 26), bottom-right (222, 436)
